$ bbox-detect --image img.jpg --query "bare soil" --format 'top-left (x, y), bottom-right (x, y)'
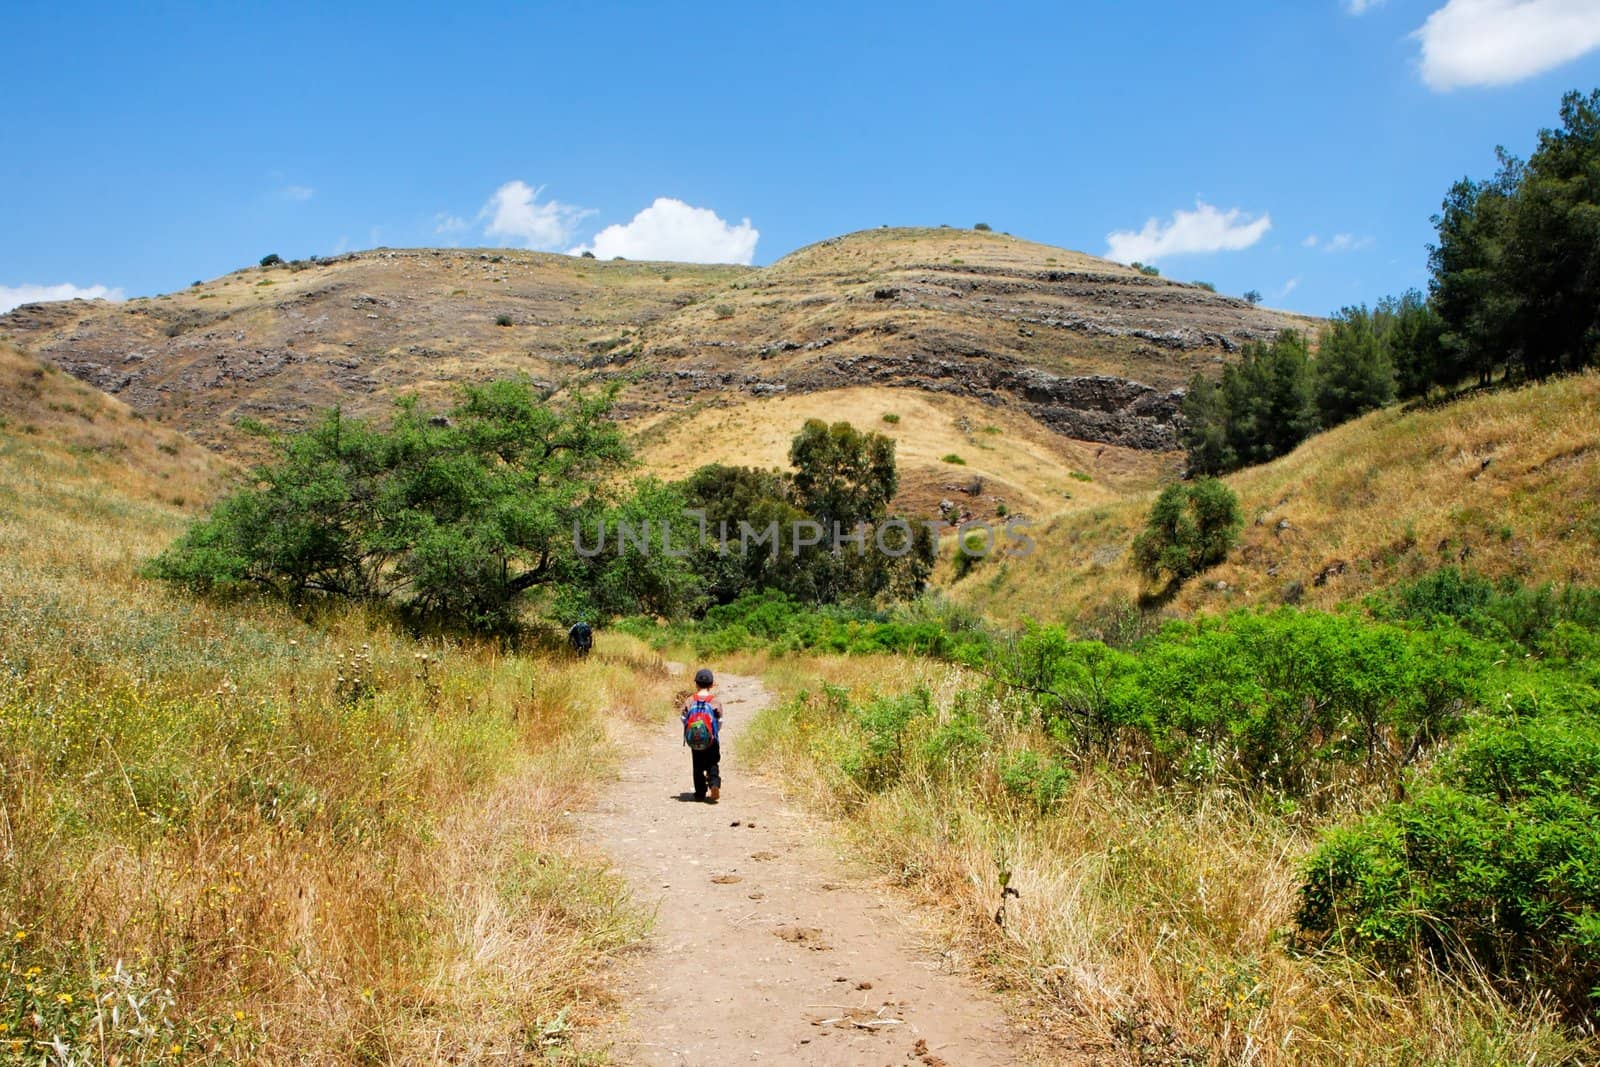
top-left (581, 670), bottom-right (1053, 1065)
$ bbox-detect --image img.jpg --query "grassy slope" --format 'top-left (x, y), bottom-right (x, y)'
top-left (0, 345), bottom-right (676, 1061)
top-left (635, 384), bottom-right (1175, 520)
top-left (954, 372), bottom-right (1600, 623)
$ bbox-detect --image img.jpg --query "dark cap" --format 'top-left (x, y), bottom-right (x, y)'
top-left (694, 668), bottom-right (714, 689)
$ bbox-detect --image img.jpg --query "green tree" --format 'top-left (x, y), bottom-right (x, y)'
top-left (1220, 333), bottom-right (1316, 469)
top-left (1382, 290), bottom-right (1447, 399)
top-left (1314, 306), bottom-right (1397, 427)
top-left (150, 381), bottom-right (695, 632)
top-left (1179, 372), bottom-right (1231, 476)
top-left (1132, 478), bottom-right (1242, 584)
top-left (1429, 90), bottom-right (1600, 386)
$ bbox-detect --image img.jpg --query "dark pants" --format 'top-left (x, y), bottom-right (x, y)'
top-left (691, 742), bottom-right (722, 798)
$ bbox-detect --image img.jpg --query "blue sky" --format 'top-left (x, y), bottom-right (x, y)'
top-left (4, 0), bottom-right (1599, 316)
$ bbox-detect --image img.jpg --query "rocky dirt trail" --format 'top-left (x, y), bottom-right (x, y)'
top-left (582, 670), bottom-right (1051, 1065)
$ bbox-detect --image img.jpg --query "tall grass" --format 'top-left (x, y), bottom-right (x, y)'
top-left (0, 412), bottom-right (676, 1061)
top-left (740, 654), bottom-right (1593, 1065)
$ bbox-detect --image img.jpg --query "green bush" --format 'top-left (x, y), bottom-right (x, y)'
top-left (494, 314), bottom-right (513, 327)
top-left (1298, 712), bottom-right (1600, 1020)
top-left (881, 413), bottom-right (900, 424)
top-left (1384, 568), bottom-right (1600, 650)
top-left (1132, 478), bottom-right (1242, 583)
top-left (259, 253), bottom-right (282, 267)
top-left (841, 690), bottom-right (930, 790)
top-left (941, 453), bottom-right (966, 465)
top-left (1111, 610), bottom-right (1472, 794)
top-left (999, 749), bottom-right (1074, 813)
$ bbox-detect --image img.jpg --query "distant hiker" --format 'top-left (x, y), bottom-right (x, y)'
top-left (681, 667), bottom-right (723, 802)
top-left (568, 621), bottom-right (592, 659)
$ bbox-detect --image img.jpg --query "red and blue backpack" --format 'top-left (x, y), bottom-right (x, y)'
top-left (683, 692), bottom-right (718, 751)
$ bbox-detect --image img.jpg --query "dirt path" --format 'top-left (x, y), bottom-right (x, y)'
top-left (582, 671), bottom-right (1043, 1066)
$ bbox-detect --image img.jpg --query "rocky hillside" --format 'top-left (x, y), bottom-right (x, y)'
top-left (617, 227), bottom-right (1315, 450)
top-left (0, 228), bottom-right (1314, 459)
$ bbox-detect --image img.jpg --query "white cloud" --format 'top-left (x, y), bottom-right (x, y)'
top-left (1347, 0), bottom-right (1385, 12)
top-left (1414, 0), bottom-right (1600, 90)
top-left (1279, 276), bottom-right (1303, 299)
top-left (1104, 200), bottom-right (1272, 264)
top-left (1324, 233), bottom-right (1376, 252)
top-left (0, 282), bottom-right (125, 315)
top-left (1303, 234), bottom-right (1321, 248)
top-left (573, 197), bottom-right (759, 264)
top-left (434, 213), bottom-right (469, 235)
top-left (480, 180), bottom-right (594, 249)
top-left (281, 185), bottom-right (314, 202)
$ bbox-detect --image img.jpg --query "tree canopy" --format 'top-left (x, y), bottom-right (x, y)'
top-left (150, 381), bottom-right (694, 632)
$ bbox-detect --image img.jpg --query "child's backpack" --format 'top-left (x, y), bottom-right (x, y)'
top-left (683, 694), bottom-right (717, 751)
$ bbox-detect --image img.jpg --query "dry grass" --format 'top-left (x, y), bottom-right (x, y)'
top-left (635, 385), bottom-right (1172, 521)
top-left (957, 372), bottom-right (1600, 625)
top-left (736, 654), bottom-right (1592, 1065)
top-left (0, 361), bottom-right (679, 1062)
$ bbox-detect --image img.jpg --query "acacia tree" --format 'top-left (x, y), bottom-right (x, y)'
top-left (150, 380), bottom-right (696, 631)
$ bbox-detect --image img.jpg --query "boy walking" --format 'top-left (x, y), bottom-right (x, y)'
top-left (681, 668), bottom-right (723, 802)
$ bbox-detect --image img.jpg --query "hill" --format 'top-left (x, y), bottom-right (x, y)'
top-left (0, 229), bottom-right (1313, 468)
top-left (0, 341), bottom-right (222, 507)
top-left (0, 249), bottom-right (746, 449)
top-left (951, 372), bottom-right (1600, 623)
top-left (618, 227), bottom-right (1315, 450)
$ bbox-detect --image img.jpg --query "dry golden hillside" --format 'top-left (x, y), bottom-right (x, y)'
top-left (636, 384), bottom-right (1174, 522)
top-left (0, 228), bottom-right (1313, 462)
top-left (0, 342), bottom-right (223, 507)
top-left (952, 372), bottom-right (1600, 623)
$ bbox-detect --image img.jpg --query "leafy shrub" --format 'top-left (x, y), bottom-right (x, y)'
top-left (881, 413), bottom-right (900, 424)
top-left (713, 304), bottom-right (735, 319)
top-left (1192, 280), bottom-right (1216, 292)
top-left (1298, 712), bottom-right (1600, 1020)
top-left (941, 454), bottom-right (966, 465)
top-left (1384, 568), bottom-right (1600, 651)
top-left (1243, 289), bottom-right (1263, 305)
top-left (1111, 611), bottom-right (1472, 794)
top-left (841, 690), bottom-right (930, 790)
top-left (259, 254), bottom-right (282, 267)
top-left (494, 314), bottom-right (513, 327)
top-left (999, 749), bottom-right (1074, 813)
top-left (974, 222), bottom-right (992, 231)
top-left (1132, 478), bottom-right (1241, 583)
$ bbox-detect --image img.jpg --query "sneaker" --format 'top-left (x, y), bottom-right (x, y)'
top-left (708, 786), bottom-right (720, 802)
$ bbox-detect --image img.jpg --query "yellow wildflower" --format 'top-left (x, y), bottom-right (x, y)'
top-left (11, 931), bottom-right (24, 942)
top-left (56, 993), bottom-right (72, 1005)
top-left (234, 1010), bottom-right (246, 1022)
